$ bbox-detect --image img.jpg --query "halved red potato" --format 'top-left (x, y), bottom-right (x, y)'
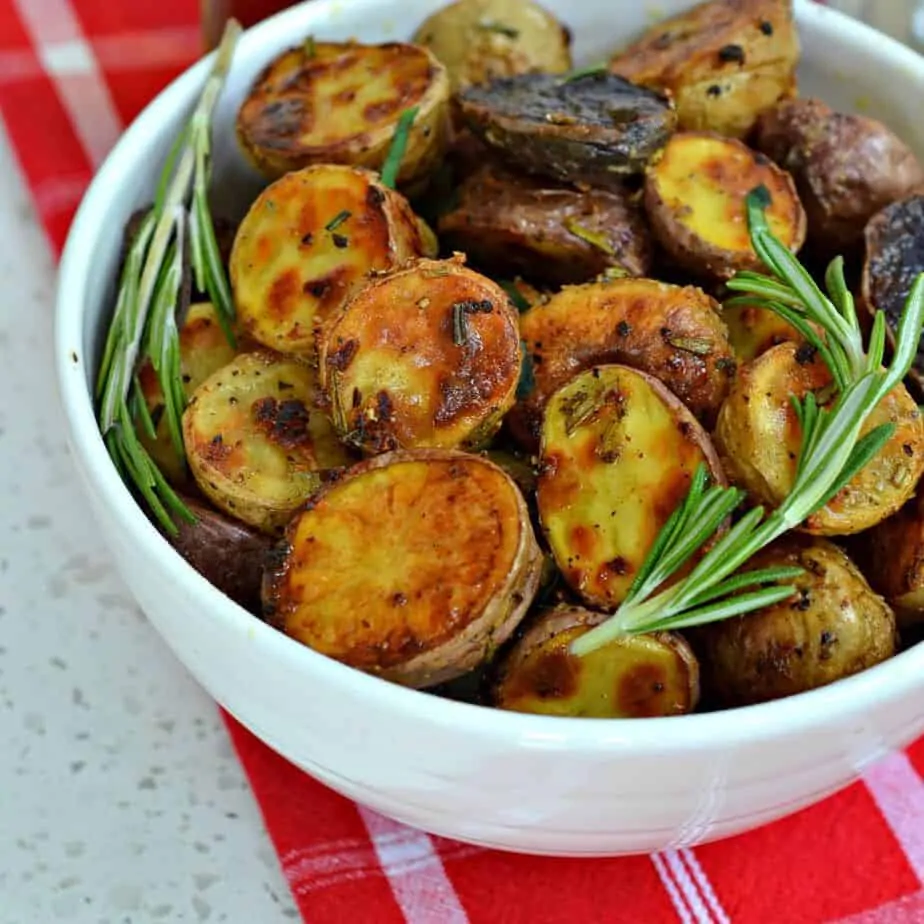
top-left (182, 350), bottom-right (352, 535)
top-left (229, 165), bottom-right (435, 359)
top-left (492, 605), bottom-right (700, 718)
top-left (319, 256), bottom-right (521, 453)
top-left (262, 449), bottom-right (544, 688)
top-left (721, 299), bottom-right (804, 363)
top-left (537, 364), bottom-right (727, 610)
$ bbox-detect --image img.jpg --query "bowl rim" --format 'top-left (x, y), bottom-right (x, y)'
top-left (54, 0), bottom-right (924, 754)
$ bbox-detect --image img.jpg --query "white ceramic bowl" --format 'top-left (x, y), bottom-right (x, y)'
top-left (55, 0), bottom-right (924, 856)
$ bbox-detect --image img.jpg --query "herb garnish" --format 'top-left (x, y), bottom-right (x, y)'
top-left (380, 106), bottom-right (419, 189)
top-left (304, 35), bottom-right (317, 58)
top-left (571, 187), bottom-right (924, 655)
top-left (565, 219), bottom-right (615, 256)
top-left (562, 63), bottom-right (608, 83)
top-left (325, 209), bottom-right (351, 232)
top-left (498, 280), bottom-right (531, 312)
top-left (476, 21), bottom-right (520, 39)
top-left (452, 299), bottom-right (493, 346)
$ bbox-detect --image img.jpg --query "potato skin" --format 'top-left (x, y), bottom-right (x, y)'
top-left (412, 0), bottom-right (572, 93)
top-left (753, 98), bottom-right (924, 259)
top-left (236, 40), bottom-right (450, 189)
top-left (262, 449), bottom-right (544, 688)
top-left (492, 605), bottom-right (700, 718)
top-left (609, 0), bottom-right (799, 139)
top-left (714, 341), bottom-right (924, 536)
top-left (437, 162), bottom-right (652, 286)
top-left (510, 276), bottom-right (737, 450)
top-left (229, 165), bottom-right (434, 359)
top-left (319, 257), bottom-right (522, 454)
top-left (692, 535), bottom-right (897, 707)
top-left (643, 131), bottom-right (806, 280)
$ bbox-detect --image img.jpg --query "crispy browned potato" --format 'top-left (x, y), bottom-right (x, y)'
top-left (537, 364), bottom-right (727, 609)
top-left (262, 449), bottom-right (544, 688)
top-left (230, 165), bottom-right (435, 359)
top-left (437, 162), bottom-right (651, 285)
top-left (721, 299), bottom-right (803, 363)
top-left (692, 535), bottom-right (897, 707)
top-left (183, 351), bottom-right (353, 535)
top-left (492, 605), bottom-right (700, 717)
top-left (753, 98), bottom-right (924, 259)
top-left (510, 276), bottom-right (737, 450)
top-left (236, 39), bottom-right (450, 189)
top-left (319, 257), bottom-right (521, 453)
top-left (714, 341), bottom-right (924, 536)
top-left (457, 71), bottom-right (676, 186)
top-left (609, 0), bottom-right (799, 139)
top-left (644, 131), bottom-right (806, 280)
top-left (412, 0), bottom-right (572, 93)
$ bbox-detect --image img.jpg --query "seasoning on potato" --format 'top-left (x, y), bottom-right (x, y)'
top-left (537, 364), bottom-right (727, 610)
top-left (262, 449), bottom-right (544, 688)
top-left (492, 605), bottom-right (700, 718)
top-left (609, 0), bottom-right (799, 139)
top-left (412, 0), bottom-right (572, 93)
top-left (236, 39), bottom-right (451, 188)
top-left (229, 165), bottom-right (435, 359)
top-left (457, 70), bottom-right (677, 186)
top-left (643, 131), bottom-right (806, 280)
top-left (714, 340), bottom-right (924, 536)
top-left (437, 161), bottom-right (652, 286)
top-left (319, 256), bottom-right (522, 454)
top-left (182, 350), bottom-right (353, 535)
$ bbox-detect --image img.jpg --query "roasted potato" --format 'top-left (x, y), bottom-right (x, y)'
top-left (644, 131), bottom-right (806, 280)
top-left (262, 449), bottom-right (544, 688)
top-left (692, 535), bottom-right (897, 707)
top-left (230, 165), bottom-right (435, 359)
top-left (457, 71), bottom-right (676, 186)
top-left (182, 350), bottom-right (353, 535)
top-left (753, 98), bottom-right (924, 259)
top-left (609, 0), bottom-right (799, 139)
top-left (721, 299), bottom-right (803, 363)
top-left (319, 256), bottom-right (521, 454)
top-left (510, 276), bottom-right (737, 450)
top-left (412, 0), bottom-right (572, 93)
top-left (437, 162), bottom-right (652, 286)
top-left (492, 605), bottom-right (700, 717)
top-left (537, 364), bottom-right (727, 609)
top-left (714, 341), bottom-right (924, 536)
top-left (236, 39), bottom-right (450, 189)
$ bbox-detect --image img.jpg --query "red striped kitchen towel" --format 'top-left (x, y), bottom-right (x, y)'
top-left (3, 0), bottom-right (924, 920)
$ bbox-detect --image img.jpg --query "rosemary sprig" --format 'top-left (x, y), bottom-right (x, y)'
top-left (380, 107), bottom-right (419, 189)
top-left (571, 188), bottom-right (924, 655)
top-left (95, 20), bottom-right (241, 535)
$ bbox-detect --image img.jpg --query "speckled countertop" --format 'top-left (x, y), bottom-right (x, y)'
top-left (0, 126), bottom-right (298, 923)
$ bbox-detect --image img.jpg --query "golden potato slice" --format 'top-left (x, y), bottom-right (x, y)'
top-left (263, 449), bottom-right (544, 688)
top-left (609, 0), bottom-right (799, 138)
top-left (644, 131), bottom-right (806, 280)
top-left (229, 165), bottom-right (434, 359)
top-left (692, 535), bottom-right (897, 707)
top-left (537, 364), bottom-right (727, 610)
top-left (721, 299), bottom-right (803, 363)
top-left (714, 341), bottom-right (924, 536)
top-left (183, 351), bottom-right (352, 535)
top-left (236, 39), bottom-right (450, 188)
top-left (319, 257), bottom-right (521, 454)
top-left (412, 0), bottom-right (572, 93)
top-left (492, 605), bottom-right (700, 718)
top-left (510, 276), bottom-right (737, 450)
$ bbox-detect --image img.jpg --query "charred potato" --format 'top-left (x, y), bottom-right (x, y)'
top-left (236, 39), bottom-right (450, 189)
top-left (511, 276), bottom-right (737, 450)
top-left (263, 449), bottom-right (544, 688)
top-left (492, 605), bottom-right (700, 717)
top-left (693, 535), bottom-right (897, 707)
top-left (437, 162), bottom-right (652, 285)
top-left (721, 299), bottom-right (803, 363)
top-left (457, 71), bottom-right (676, 186)
top-left (183, 351), bottom-right (353, 535)
top-left (412, 0), bottom-right (572, 93)
top-left (609, 0), bottom-right (799, 138)
top-left (319, 257), bottom-right (521, 453)
top-left (753, 98), bottom-right (924, 259)
top-left (230, 165), bottom-right (434, 359)
top-left (537, 364), bottom-right (727, 609)
top-left (644, 131), bottom-right (806, 280)
top-left (714, 341), bottom-right (924, 535)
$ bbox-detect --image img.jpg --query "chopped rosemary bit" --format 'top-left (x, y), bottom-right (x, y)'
top-left (565, 219), bottom-right (615, 255)
top-left (498, 280), bottom-right (531, 312)
top-left (561, 63), bottom-right (608, 83)
top-left (304, 35), bottom-right (317, 58)
top-left (516, 343), bottom-right (535, 400)
top-left (476, 20), bottom-right (520, 38)
top-left (561, 381), bottom-right (603, 435)
top-left (380, 106), bottom-right (419, 189)
top-left (325, 210), bottom-right (351, 232)
top-left (451, 299), bottom-right (493, 346)
top-left (665, 335), bottom-right (713, 356)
